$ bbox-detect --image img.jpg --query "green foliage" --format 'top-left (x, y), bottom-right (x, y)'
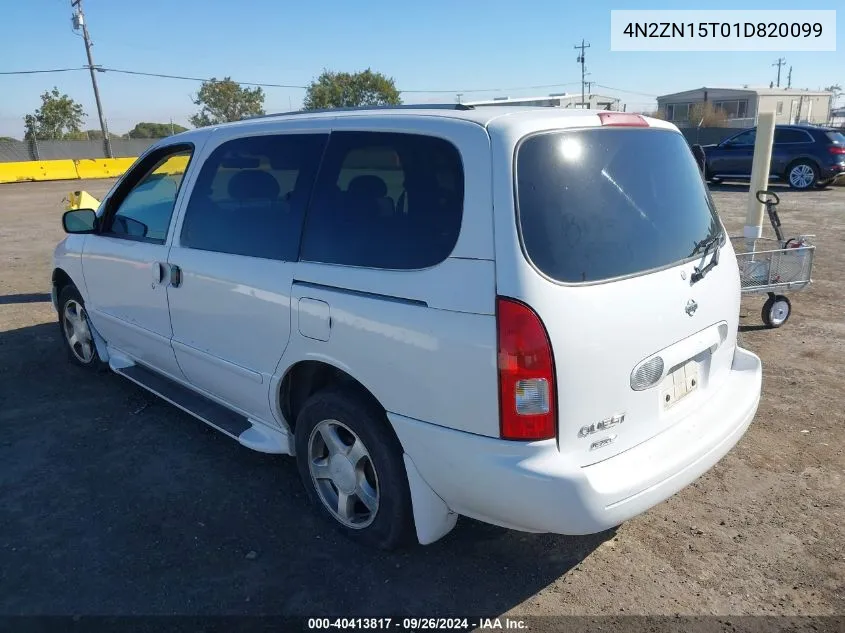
top-left (125, 122), bottom-right (189, 138)
top-left (24, 87), bottom-right (86, 140)
top-left (64, 129), bottom-right (121, 141)
top-left (190, 77), bottom-right (265, 127)
top-left (0, 136), bottom-right (18, 143)
top-left (303, 69), bottom-right (402, 110)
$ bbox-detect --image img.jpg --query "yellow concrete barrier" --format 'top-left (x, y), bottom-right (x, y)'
top-left (64, 190), bottom-right (102, 211)
top-left (73, 157), bottom-right (137, 180)
top-left (0, 159), bottom-right (79, 184)
top-left (0, 157), bottom-right (140, 184)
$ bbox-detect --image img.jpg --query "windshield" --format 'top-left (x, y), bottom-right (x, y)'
top-left (826, 131), bottom-right (845, 145)
top-left (515, 128), bottom-right (722, 284)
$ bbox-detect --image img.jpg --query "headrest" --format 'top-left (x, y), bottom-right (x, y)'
top-left (227, 170), bottom-right (280, 200)
top-left (347, 175), bottom-right (388, 198)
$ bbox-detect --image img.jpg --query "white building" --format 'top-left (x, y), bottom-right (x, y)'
top-left (464, 93), bottom-right (622, 111)
top-left (656, 86), bottom-right (833, 128)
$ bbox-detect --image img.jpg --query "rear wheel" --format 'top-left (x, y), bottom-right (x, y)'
top-left (294, 387), bottom-right (414, 550)
top-left (762, 294), bottom-right (791, 328)
top-left (786, 161), bottom-right (818, 190)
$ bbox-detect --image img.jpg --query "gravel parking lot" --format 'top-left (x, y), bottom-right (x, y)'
top-left (1, 179), bottom-right (843, 621)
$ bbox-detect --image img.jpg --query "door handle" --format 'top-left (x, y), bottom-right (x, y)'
top-left (169, 264), bottom-right (182, 288)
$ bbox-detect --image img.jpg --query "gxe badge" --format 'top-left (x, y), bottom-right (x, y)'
top-left (685, 299), bottom-right (698, 316)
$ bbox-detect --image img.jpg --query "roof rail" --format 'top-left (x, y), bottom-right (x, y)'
top-left (244, 103), bottom-right (475, 120)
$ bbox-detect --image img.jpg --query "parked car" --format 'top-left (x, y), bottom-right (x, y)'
top-left (53, 105), bottom-right (762, 549)
top-left (703, 124), bottom-right (845, 189)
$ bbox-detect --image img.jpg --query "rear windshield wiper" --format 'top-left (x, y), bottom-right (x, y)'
top-left (690, 234), bottom-right (721, 283)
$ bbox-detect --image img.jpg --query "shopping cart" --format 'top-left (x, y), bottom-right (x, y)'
top-left (730, 190), bottom-right (815, 329)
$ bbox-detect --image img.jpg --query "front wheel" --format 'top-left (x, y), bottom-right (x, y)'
top-left (762, 294), bottom-right (791, 328)
top-left (58, 285), bottom-right (107, 370)
top-left (294, 388), bottom-right (415, 550)
top-left (786, 161), bottom-right (818, 190)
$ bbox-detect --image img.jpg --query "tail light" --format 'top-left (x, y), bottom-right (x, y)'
top-left (828, 146), bottom-right (845, 155)
top-left (496, 297), bottom-right (556, 440)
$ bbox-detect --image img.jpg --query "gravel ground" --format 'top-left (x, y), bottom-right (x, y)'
top-left (0, 179), bottom-right (842, 623)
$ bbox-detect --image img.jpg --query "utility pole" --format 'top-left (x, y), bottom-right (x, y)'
top-left (772, 57), bottom-right (786, 88)
top-left (787, 66), bottom-right (793, 89)
top-left (574, 39), bottom-right (590, 109)
top-left (456, 93), bottom-right (463, 104)
top-left (71, 0), bottom-right (112, 157)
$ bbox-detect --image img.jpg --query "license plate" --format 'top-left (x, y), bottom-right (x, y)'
top-left (660, 360), bottom-right (699, 410)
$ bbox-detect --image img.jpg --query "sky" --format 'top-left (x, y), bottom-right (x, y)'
top-left (0, 0), bottom-right (842, 138)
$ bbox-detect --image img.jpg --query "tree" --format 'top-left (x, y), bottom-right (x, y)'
top-left (688, 102), bottom-right (728, 127)
top-left (125, 122), bottom-right (189, 138)
top-left (0, 136), bottom-right (18, 143)
top-left (24, 87), bottom-right (86, 140)
top-left (303, 69), bottom-right (401, 110)
top-left (190, 77), bottom-right (265, 127)
top-left (64, 129), bottom-right (121, 141)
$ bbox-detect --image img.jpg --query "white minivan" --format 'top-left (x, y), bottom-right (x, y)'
top-left (54, 105), bottom-right (762, 549)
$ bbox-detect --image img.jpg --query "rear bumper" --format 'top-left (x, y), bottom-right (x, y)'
top-left (390, 346), bottom-right (762, 535)
top-left (820, 163), bottom-right (845, 181)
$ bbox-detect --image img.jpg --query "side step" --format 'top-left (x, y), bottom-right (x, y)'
top-left (114, 363), bottom-right (292, 454)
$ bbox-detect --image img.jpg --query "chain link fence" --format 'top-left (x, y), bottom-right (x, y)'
top-left (0, 138), bottom-right (157, 162)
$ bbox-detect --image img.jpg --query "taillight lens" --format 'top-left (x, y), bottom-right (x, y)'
top-left (496, 297), bottom-right (556, 440)
top-left (829, 146), bottom-right (845, 155)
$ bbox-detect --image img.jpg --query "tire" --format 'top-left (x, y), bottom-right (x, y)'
top-left (761, 294), bottom-right (791, 329)
top-left (786, 160), bottom-right (818, 190)
top-left (57, 285), bottom-right (108, 371)
top-left (294, 387), bottom-right (415, 550)
top-left (815, 179), bottom-right (832, 189)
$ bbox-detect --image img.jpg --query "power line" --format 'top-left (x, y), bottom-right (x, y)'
top-left (0, 65), bottom-right (657, 99)
top-left (0, 67), bottom-right (85, 75)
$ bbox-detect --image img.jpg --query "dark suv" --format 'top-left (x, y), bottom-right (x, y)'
top-left (703, 124), bottom-right (845, 189)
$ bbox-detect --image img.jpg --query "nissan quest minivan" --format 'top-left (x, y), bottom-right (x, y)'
top-left (53, 105), bottom-right (763, 549)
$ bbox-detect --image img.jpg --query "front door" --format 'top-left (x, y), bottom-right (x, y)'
top-left (714, 128), bottom-right (756, 176)
top-left (165, 131), bottom-right (327, 423)
top-left (82, 144), bottom-right (195, 379)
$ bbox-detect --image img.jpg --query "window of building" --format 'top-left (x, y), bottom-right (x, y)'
top-left (300, 132), bottom-right (464, 270)
top-left (713, 100), bottom-right (749, 119)
top-left (180, 134), bottom-right (328, 261)
top-left (776, 101), bottom-right (784, 115)
top-left (666, 103), bottom-right (690, 122)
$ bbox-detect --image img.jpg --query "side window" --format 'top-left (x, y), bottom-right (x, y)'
top-left (775, 129), bottom-right (812, 144)
top-left (106, 149), bottom-right (192, 243)
top-left (300, 132), bottom-right (464, 270)
top-left (726, 130), bottom-right (756, 146)
top-left (180, 134), bottom-right (327, 260)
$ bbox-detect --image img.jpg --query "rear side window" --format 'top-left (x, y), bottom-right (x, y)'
top-left (775, 129), bottom-right (812, 143)
top-left (300, 132), bottom-right (464, 270)
top-left (181, 134), bottom-right (327, 260)
top-left (516, 128), bottom-right (721, 284)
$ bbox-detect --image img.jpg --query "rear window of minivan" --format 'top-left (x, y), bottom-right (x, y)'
top-left (827, 131), bottom-right (845, 145)
top-left (515, 128), bottom-right (721, 284)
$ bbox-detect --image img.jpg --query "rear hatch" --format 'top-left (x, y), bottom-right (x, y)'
top-left (513, 124), bottom-right (740, 466)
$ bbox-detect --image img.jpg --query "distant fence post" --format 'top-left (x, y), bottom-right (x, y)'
top-left (28, 136), bottom-right (40, 161)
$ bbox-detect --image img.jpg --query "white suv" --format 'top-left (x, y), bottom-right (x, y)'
top-left (53, 105), bottom-right (763, 549)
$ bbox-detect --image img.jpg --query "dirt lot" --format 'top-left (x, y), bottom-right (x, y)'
top-left (1, 179), bottom-right (843, 622)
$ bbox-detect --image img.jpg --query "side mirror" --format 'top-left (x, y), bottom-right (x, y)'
top-left (62, 209), bottom-right (98, 234)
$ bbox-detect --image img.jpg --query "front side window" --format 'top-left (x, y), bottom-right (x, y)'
top-left (515, 128), bottom-right (721, 284)
top-left (106, 149), bottom-right (192, 242)
top-left (180, 134), bottom-right (327, 260)
top-left (726, 129), bottom-right (756, 146)
top-left (300, 132), bottom-right (464, 270)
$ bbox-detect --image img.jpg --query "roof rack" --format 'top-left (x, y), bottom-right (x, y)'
top-left (245, 103), bottom-right (475, 120)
